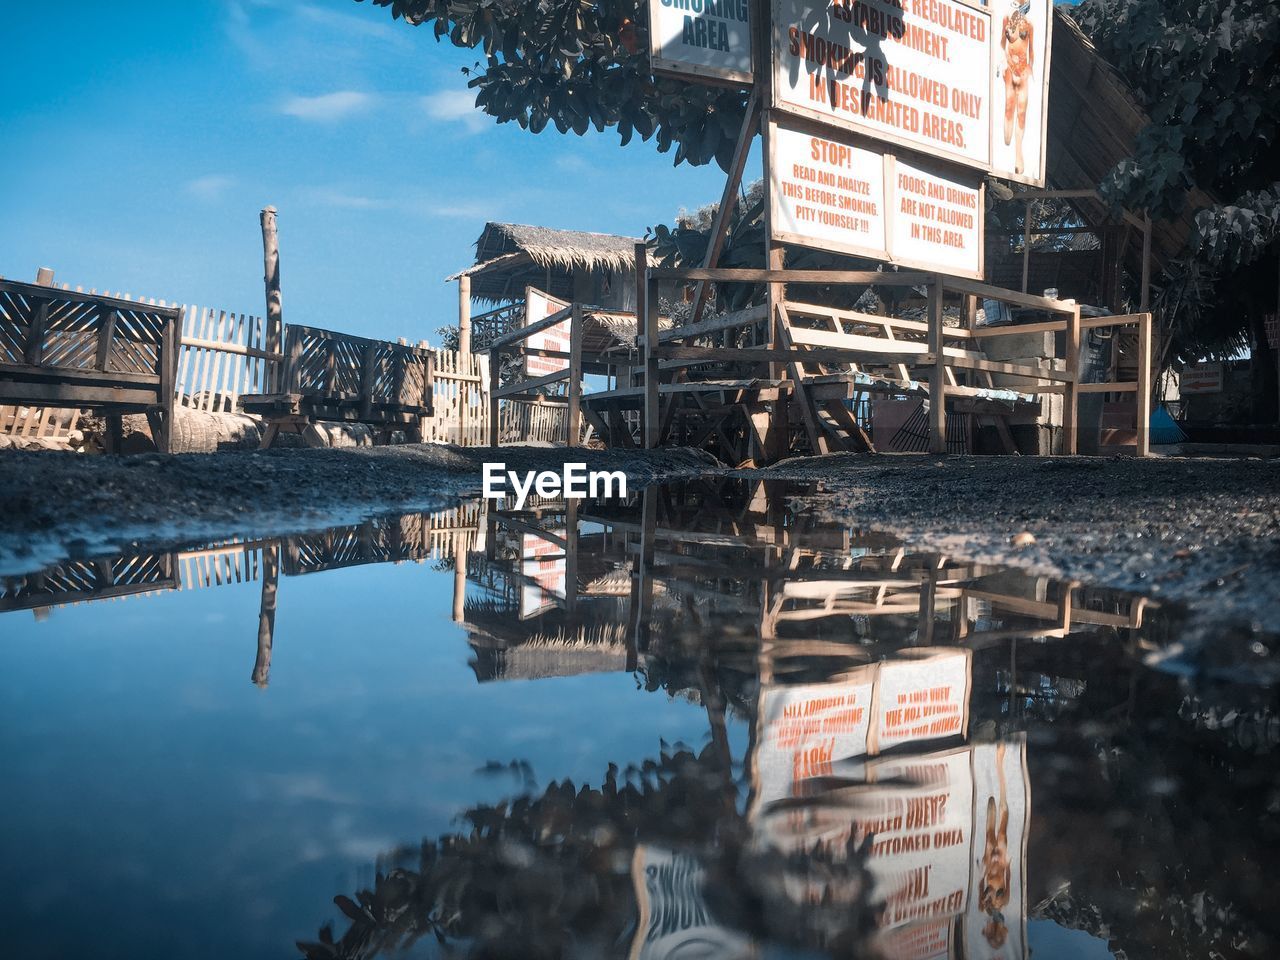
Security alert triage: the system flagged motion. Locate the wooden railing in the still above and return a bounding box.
[238,325,433,447]
[470,302,524,351]
[0,279,179,451]
[635,266,1152,458]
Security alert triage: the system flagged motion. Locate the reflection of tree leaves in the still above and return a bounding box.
[301,741,878,959]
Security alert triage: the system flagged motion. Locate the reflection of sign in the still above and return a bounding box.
[772,0,992,172]
[524,286,570,379]
[754,665,877,810]
[768,119,983,278]
[866,748,973,950]
[1180,362,1223,396]
[874,649,972,754]
[770,0,1052,186]
[963,740,1030,960]
[519,531,565,619]
[629,845,752,960]
[749,734,1031,960]
[647,0,754,85]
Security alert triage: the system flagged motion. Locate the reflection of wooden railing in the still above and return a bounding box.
[0,553,179,613]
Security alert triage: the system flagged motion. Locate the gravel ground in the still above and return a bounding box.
[0,444,716,574]
[1,446,1277,633]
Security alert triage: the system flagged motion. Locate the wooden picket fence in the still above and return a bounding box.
[177,306,281,413]
[498,398,592,445]
[0,404,81,440]
[422,348,489,446]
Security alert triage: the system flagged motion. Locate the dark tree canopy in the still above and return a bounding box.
[1074,0,1279,271]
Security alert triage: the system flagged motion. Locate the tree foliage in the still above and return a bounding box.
[354,0,750,169]
[1074,0,1279,270]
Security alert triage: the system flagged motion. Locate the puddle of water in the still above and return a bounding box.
[1,479,1276,960]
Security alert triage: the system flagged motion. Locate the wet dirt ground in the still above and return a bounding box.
[0,446,1276,630]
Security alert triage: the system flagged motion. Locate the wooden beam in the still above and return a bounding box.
[689,87,761,327]
[493,368,570,398]
[650,267,935,285]
[95,306,117,371]
[944,354,1075,383]
[1077,381,1138,393]
[24,297,50,366]
[480,304,573,353]
[656,303,768,344]
[969,319,1068,338]
[775,303,827,455]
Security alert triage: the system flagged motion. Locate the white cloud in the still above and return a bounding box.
[421,90,486,134]
[186,174,236,201]
[280,90,374,121]
[555,154,589,173]
[303,187,387,210]
[429,200,498,219]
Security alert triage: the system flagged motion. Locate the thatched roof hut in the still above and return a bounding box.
[448,222,653,305]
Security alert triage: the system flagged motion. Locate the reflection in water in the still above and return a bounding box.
[2,482,1276,959]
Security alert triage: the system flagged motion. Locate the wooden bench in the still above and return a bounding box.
[239,324,433,448]
[0,279,179,452]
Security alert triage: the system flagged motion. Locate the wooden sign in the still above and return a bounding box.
[648,0,754,86]
[770,0,1052,186]
[524,286,571,378]
[1180,361,1224,395]
[768,117,984,278]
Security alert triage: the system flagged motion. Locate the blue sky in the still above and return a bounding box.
[0,1,732,344]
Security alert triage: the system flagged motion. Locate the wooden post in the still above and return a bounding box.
[488,346,502,447]
[260,207,284,392]
[452,541,467,623]
[564,499,579,615]
[457,275,472,357]
[638,242,661,448]
[1136,311,1152,457]
[24,297,50,366]
[253,543,280,688]
[1022,199,1032,294]
[1063,303,1081,455]
[928,276,947,454]
[567,303,583,447]
[35,267,54,286]
[458,276,471,442]
[1140,213,1152,311]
